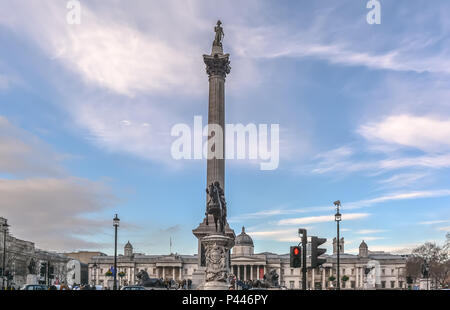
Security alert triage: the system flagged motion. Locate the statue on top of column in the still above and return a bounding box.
[205,181,227,233]
[213,20,225,47]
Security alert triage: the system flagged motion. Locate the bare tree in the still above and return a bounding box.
[409,237,450,288]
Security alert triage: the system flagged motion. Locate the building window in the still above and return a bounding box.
[290,269,294,275]
[391,269,395,275]
[289,281,294,289]
[399,281,403,288]
[351,281,355,289]
[381,281,386,288]
[391,281,395,288]
[382,269,385,275]
[342,281,346,288]
[185,269,188,275]
[351,268,354,275]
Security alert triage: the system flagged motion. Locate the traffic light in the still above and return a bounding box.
[310,236,327,268]
[290,246,302,268]
[39,262,47,277]
[48,266,55,279]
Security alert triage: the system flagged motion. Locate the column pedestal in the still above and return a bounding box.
[201,234,234,290]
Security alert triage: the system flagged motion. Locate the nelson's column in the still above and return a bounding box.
[192,21,236,289]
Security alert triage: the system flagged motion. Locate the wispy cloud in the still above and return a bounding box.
[358,115,450,153]
[419,220,450,225]
[356,229,387,234]
[277,213,370,226]
[232,189,450,223]
[312,114,450,178]
[0,116,118,251]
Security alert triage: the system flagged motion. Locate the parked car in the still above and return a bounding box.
[21,284,48,290]
[120,286,146,290]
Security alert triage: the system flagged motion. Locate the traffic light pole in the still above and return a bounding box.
[299,229,307,290]
[2,222,7,290]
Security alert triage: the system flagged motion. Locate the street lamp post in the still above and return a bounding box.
[334,201,342,291]
[2,220,9,290]
[113,214,120,290]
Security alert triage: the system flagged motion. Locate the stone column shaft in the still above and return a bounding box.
[322,268,326,289]
[206,74,226,191]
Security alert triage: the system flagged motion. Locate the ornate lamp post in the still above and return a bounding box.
[334,201,342,291]
[2,220,9,290]
[113,214,120,290]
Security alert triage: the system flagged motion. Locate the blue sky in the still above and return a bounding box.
[0,0,449,255]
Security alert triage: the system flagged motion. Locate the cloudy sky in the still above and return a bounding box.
[0,0,449,255]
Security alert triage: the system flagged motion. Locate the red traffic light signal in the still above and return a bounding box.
[290,246,302,268]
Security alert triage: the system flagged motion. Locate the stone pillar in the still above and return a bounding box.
[322,268,326,290]
[204,50,230,192]
[244,265,247,281]
[396,268,399,288]
[162,267,165,279]
[356,267,359,288]
[312,268,315,290]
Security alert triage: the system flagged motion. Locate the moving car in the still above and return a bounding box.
[120,286,146,290]
[21,284,48,290]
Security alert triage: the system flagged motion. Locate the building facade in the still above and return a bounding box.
[0,217,71,288]
[88,227,408,290]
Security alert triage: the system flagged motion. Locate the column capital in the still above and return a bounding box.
[203,53,231,79]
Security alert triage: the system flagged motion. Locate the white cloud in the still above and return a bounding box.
[359,115,450,153]
[233,17,450,75]
[437,226,450,232]
[312,115,450,176]
[358,236,387,241]
[0,177,117,251]
[0,1,207,97]
[419,220,450,225]
[378,173,428,188]
[277,213,370,226]
[0,116,118,251]
[249,227,312,243]
[356,229,386,234]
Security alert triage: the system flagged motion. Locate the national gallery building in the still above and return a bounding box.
[88,227,408,290]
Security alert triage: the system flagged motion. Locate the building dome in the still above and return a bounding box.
[235,227,254,246]
[124,241,133,256]
[359,240,368,258]
[359,240,368,248]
